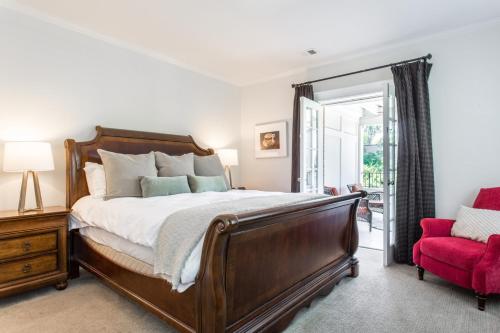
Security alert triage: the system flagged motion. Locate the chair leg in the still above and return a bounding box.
[476,293,487,311]
[417,266,424,280]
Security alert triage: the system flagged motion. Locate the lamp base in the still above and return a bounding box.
[18,171,44,213]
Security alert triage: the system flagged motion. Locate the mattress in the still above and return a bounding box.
[79,226,154,265]
[75,224,200,292]
[81,234,156,278]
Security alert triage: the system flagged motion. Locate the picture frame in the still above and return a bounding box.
[255,121,287,158]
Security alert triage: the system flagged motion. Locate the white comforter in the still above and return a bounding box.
[71,190,282,291]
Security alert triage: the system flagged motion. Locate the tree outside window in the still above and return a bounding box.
[362,125,383,188]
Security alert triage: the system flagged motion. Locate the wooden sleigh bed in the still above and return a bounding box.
[66,126,364,333]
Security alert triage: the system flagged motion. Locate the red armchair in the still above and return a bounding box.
[413,187,500,311]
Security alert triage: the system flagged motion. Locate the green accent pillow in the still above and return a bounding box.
[140,176,191,198]
[187,175,228,193]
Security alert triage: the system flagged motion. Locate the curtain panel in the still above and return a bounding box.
[291,84,314,192]
[392,61,435,264]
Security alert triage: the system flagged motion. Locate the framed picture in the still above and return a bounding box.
[255,121,287,158]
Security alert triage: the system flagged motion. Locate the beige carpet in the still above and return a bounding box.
[1,248,498,332]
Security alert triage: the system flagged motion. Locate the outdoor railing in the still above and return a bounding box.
[362,172,383,188]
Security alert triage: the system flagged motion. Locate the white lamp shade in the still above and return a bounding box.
[3,142,55,172]
[217,149,239,166]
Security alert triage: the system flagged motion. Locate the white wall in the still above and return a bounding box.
[2,6,499,218]
[241,20,500,218]
[0,8,241,210]
[240,72,306,192]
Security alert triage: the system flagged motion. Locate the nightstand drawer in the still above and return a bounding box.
[0,232,57,260]
[0,254,58,284]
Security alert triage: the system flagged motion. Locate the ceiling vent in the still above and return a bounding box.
[305,49,317,55]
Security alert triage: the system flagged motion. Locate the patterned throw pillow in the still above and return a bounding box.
[451,205,500,243]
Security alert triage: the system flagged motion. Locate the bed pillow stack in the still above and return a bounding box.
[154,152,229,194]
[193,155,231,189]
[89,149,230,200]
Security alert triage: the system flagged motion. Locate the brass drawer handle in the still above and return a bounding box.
[22,241,32,252]
[22,263,32,273]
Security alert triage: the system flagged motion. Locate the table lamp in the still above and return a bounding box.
[3,142,55,213]
[217,149,238,189]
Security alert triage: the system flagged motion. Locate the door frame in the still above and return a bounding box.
[315,80,395,264]
[299,97,324,193]
[382,82,396,266]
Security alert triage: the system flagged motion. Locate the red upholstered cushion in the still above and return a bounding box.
[473,187,500,211]
[420,254,473,289]
[420,237,486,271]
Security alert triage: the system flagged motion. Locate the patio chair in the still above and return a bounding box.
[367,191,384,214]
[347,184,373,232]
[323,186,339,196]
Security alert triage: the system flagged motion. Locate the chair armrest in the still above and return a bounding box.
[473,235,500,294]
[483,235,500,261]
[420,218,455,238]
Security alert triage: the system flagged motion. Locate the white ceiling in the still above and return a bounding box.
[4,0,500,85]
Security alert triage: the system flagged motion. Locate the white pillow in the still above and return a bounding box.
[83,162,106,199]
[451,205,500,243]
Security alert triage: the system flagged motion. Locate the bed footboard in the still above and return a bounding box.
[196,192,363,333]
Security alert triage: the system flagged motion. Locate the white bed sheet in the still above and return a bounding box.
[70,190,282,291]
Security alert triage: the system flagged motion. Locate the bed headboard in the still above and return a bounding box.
[65,126,214,208]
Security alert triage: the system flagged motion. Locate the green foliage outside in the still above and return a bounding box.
[363,125,383,145]
[364,151,383,174]
[363,125,383,177]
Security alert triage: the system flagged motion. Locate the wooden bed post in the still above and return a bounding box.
[65,138,81,280]
[348,192,362,277]
[196,217,234,332]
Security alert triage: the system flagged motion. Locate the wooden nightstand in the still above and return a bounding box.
[0,206,69,298]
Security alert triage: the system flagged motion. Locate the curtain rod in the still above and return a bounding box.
[291,53,432,88]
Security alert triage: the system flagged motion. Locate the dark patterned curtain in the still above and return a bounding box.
[291,84,314,192]
[392,61,435,264]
